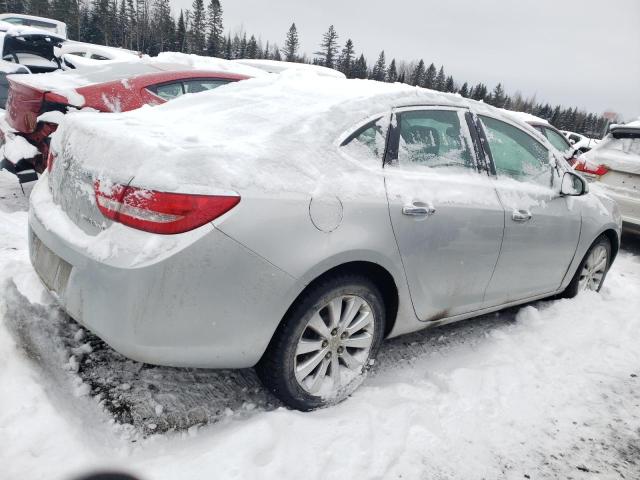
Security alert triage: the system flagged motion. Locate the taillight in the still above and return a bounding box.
[47,150,56,172]
[94,181,240,234]
[574,160,608,177]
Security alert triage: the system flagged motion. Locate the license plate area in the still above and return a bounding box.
[30,230,72,296]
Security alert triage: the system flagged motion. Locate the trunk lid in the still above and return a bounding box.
[48,132,132,236]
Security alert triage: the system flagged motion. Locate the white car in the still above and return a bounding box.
[0,13,66,38]
[55,42,141,69]
[575,121,640,234]
[561,130,600,154]
[0,21,65,73]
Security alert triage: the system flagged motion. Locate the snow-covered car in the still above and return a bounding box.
[0,13,66,38]
[561,130,600,154]
[574,121,640,234]
[0,21,65,73]
[28,75,621,411]
[500,109,578,164]
[0,59,29,109]
[0,60,251,181]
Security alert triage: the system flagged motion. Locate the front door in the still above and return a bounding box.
[384,107,504,321]
[477,114,581,305]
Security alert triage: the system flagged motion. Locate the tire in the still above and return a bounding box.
[561,235,612,299]
[256,273,386,411]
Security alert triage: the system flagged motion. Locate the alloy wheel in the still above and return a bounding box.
[578,244,608,291]
[294,295,375,397]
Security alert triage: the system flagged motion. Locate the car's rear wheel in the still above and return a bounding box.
[561,235,611,298]
[256,274,385,411]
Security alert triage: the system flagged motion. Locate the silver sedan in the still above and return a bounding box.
[29,83,622,410]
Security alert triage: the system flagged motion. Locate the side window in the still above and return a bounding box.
[90,54,109,60]
[543,127,572,152]
[183,79,230,94]
[340,119,386,163]
[480,115,550,183]
[149,82,184,101]
[396,109,473,169]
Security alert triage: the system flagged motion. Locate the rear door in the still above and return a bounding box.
[476,114,581,304]
[384,106,504,321]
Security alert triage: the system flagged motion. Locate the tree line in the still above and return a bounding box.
[3,0,609,137]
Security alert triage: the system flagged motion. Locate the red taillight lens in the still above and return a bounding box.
[574,160,609,176]
[46,150,56,172]
[94,181,240,234]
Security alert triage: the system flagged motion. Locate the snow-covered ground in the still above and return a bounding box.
[1,169,639,480]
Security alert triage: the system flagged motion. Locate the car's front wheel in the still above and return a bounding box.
[256,274,386,411]
[562,235,612,298]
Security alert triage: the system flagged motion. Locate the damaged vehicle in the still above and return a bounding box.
[0,60,253,182]
[28,75,622,410]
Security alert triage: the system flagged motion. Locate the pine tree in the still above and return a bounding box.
[489,83,506,107]
[459,82,469,98]
[352,53,368,79]
[206,0,223,57]
[223,33,232,59]
[246,34,258,58]
[444,75,455,93]
[283,22,299,62]
[29,0,50,16]
[434,66,446,91]
[471,83,488,101]
[422,62,436,89]
[337,38,355,77]
[409,59,425,86]
[371,50,386,81]
[189,0,206,53]
[386,58,397,83]
[238,32,247,58]
[175,10,186,51]
[316,25,339,68]
[272,46,282,61]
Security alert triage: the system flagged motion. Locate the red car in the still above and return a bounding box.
[1,62,248,182]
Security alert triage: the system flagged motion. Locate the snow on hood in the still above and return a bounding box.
[50,72,555,198]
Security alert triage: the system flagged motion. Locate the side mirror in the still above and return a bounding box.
[561,171,588,196]
[569,139,576,145]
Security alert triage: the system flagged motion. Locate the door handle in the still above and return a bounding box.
[512,209,532,222]
[402,203,436,217]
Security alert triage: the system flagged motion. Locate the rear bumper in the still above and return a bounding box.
[28,182,298,368]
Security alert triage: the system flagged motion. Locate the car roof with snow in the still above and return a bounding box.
[498,108,550,126]
[52,72,555,195]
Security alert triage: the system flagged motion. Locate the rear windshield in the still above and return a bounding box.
[65,62,160,84]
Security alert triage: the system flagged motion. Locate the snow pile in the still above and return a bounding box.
[0,134,38,163]
[234,58,346,78]
[153,52,268,77]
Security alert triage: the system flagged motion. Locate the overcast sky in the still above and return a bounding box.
[170,0,640,120]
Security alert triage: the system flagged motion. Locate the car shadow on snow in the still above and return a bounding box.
[2,279,527,437]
